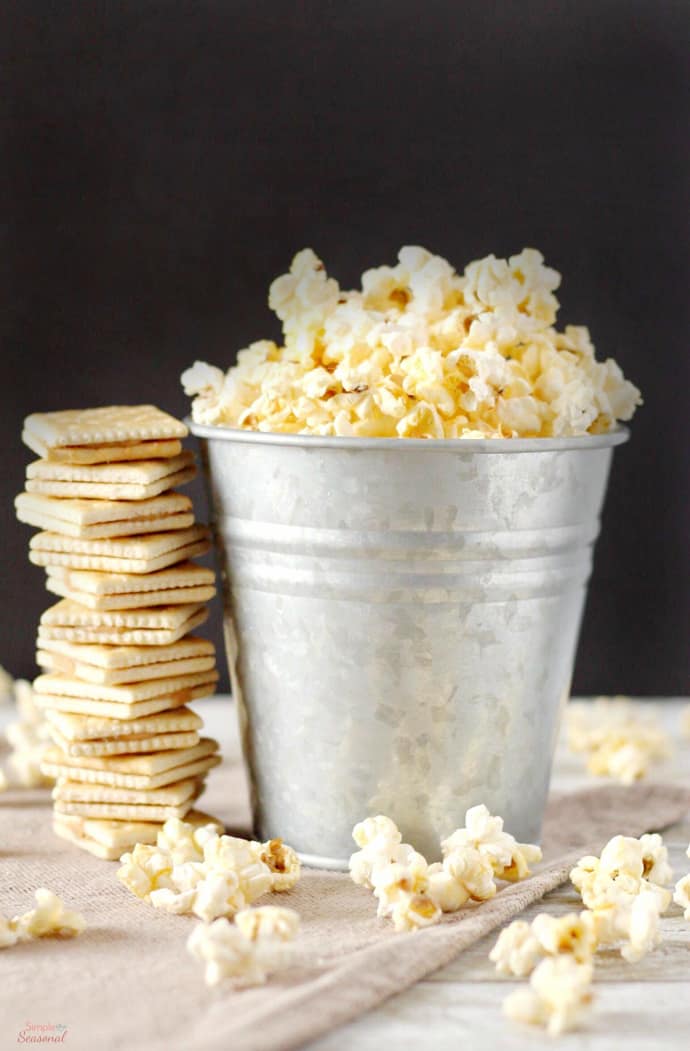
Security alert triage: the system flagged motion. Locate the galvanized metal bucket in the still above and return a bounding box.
[190,423,628,867]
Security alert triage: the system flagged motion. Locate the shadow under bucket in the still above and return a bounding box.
[190,423,628,867]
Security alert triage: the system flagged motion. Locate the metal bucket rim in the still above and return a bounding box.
[187,419,629,453]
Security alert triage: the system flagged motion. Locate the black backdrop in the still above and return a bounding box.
[3,1,689,694]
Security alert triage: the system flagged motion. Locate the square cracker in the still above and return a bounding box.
[25,464,196,501]
[27,450,194,486]
[44,737,218,774]
[36,634,214,670]
[54,799,195,822]
[24,405,188,450]
[45,561,215,597]
[41,752,221,790]
[31,525,208,559]
[31,540,211,575]
[53,818,125,860]
[34,669,219,704]
[53,776,201,805]
[37,606,208,644]
[48,729,200,757]
[36,649,216,685]
[44,706,202,741]
[53,807,222,853]
[34,681,215,720]
[40,598,206,631]
[44,579,215,611]
[15,491,193,537]
[22,429,182,465]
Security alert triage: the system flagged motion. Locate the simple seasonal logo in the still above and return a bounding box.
[16,1023,69,1044]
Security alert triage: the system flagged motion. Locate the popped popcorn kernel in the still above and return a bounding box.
[441,804,542,882]
[187,907,299,987]
[503,956,594,1036]
[117,844,175,900]
[490,911,596,978]
[183,247,640,439]
[566,698,670,785]
[13,889,85,941]
[235,906,300,943]
[389,892,441,933]
[0,890,85,950]
[258,838,301,892]
[489,920,543,977]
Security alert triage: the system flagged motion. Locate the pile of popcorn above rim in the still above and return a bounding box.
[182,246,641,439]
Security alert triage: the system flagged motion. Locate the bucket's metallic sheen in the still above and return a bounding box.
[190,423,628,867]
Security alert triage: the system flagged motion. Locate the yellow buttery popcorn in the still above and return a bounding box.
[566,698,670,785]
[490,911,597,977]
[441,804,542,882]
[570,834,671,961]
[183,246,640,439]
[503,956,594,1036]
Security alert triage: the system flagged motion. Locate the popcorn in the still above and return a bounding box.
[118,818,299,921]
[570,834,671,961]
[0,890,85,948]
[441,804,542,882]
[349,815,419,889]
[14,889,86,940]
[187,907,300,987]
[258,838,301,892]
[566,698,670,785]
[673,873,690,919]
[489,920,543,977]
[350,807,538,932]
[490,912,597,977]
[503,956,594,1036]
[183,247,641,439]
[235,906,300,943]
[2,677,53,788]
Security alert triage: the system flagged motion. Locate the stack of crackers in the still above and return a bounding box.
[15,406,223,859]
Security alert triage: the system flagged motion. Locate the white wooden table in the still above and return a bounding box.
[202,696,690,1050]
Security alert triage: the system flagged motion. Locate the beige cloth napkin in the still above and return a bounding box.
[1,761,688,1051]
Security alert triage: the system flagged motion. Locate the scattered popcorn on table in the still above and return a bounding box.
[3,678,53,788]
[570,834,671,961]
[503,956,594,1036]
[118,818,300,921]
[0,889,85,949]
[187,907,300,987]
[441,804,542,883]
[566,697,670,785]
[183,247,640,439]
[490,911,597,978]
[349,807,540,932]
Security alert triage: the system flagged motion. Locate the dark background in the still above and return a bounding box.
[3,1,689,694]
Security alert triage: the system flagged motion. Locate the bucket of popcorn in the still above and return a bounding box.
[184,246,640,867]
